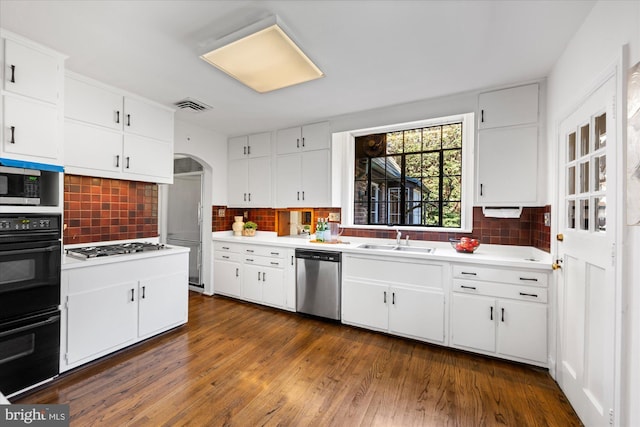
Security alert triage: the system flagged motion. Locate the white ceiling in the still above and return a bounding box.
[0,0,595,137]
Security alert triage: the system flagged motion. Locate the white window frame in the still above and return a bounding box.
[333,113,475,232]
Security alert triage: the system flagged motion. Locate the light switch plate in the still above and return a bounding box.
[544,212,551,227]
[328,212,341,222]
[218,209,226,217]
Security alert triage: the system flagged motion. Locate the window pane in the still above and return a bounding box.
[595,113,606,149]
[567,200,576,229]
[595,155,606,191]
[579,199,589,230]
[405,202,422,225]
[568,132,576,161]
[354,180,368,203]
[442,123,462,149]
[386,156,402,179]
[355,158,368,180]
[568,166,576,195]
[422,177,439,201]
[353,202,368,225]
[443,150,461,175]
[424,202,440,226]
[423,126,441,151]
[595,197,606,232]
[404,129,421,153]
[443,176,461,200]
[386,132,403,155]
[422,152,440,177]
[442,202,461,228]
[579,161,589,193]
[370,203,384,224]
[405,154,422,179]
[580,124,590,156]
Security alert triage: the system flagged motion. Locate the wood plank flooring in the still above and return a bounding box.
[15,293,582,426]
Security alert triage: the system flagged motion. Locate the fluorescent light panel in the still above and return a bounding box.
[200,17,324,93]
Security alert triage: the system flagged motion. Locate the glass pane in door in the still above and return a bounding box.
[568,200,576,229]
[594,197,606,232]
[568,166,576,195]
[579,199,589,230]
[580,161,590,193]
[580,124,590,156]
[595,113,606,149]
[595,155,606,191]
[568,132,577,161]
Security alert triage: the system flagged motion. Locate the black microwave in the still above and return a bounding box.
[0,166,41,205]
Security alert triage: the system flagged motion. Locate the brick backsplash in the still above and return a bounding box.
[212,205,551,252]
[64,175,158,245]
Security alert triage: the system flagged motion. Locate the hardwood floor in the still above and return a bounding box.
[15,293,582,426]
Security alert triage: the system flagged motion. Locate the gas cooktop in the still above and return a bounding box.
[66,242,169,260]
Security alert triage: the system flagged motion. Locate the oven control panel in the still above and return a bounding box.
[0,216,59,231]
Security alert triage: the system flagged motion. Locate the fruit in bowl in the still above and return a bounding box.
[450,237,480,253]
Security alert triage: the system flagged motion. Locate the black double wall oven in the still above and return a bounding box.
[0,213,61,397]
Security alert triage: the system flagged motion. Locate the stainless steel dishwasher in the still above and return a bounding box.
[295,249,341,320]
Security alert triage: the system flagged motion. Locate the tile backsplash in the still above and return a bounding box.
[211,205,551,252]
[64,175,158,245]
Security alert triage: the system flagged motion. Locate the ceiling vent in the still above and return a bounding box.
[173,97,212,112]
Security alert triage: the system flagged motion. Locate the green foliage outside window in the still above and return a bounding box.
[354,122,463,228]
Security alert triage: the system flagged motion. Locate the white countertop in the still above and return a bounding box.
[212,231,552,271]
[62,239,191,270]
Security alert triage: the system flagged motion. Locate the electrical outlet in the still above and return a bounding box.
[328,212,341,222]
[217,209,226,217]
[544,212,551,227]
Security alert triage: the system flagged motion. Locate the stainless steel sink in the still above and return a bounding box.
[358,244,434,254]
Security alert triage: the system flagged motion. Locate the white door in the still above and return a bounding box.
[556,76,617,426]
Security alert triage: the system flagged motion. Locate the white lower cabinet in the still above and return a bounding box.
[61,252,189,372]
[342,254,447,344]
[213,242,295,311]
[450,263,548,366]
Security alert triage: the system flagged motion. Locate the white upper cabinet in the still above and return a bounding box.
[276,121,330,154]
[478,83,538,129]
[1,30,65,165]
[3,37,60,104]
[228,132,271,160]
[63,72,175,183]
[227,151,272,207]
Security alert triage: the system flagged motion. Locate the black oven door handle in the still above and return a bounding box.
[0,314,60,339]
[1,245,60,256]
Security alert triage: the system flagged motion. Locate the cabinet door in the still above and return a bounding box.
[4,38,59,104]
[3,95,59,161]
[247,156,272,207]
[138,272,188,338]
[123,97,173,142]
[301,150,330,206]
[247,132,271,157]
[228,136,248,160]
[389,286,445,343]
[242,264,264,303]
[301,122,330,151]
[342,279,388,332]
[261,266,284,308]
[66,283,138,364]
[65,120,123,172]
[65,76,122,130]
[478,84,538,129]
[451,293,495,353]
[283,249,296,311]
[276,126,302,155]
[476,126,537,204]
[228,158,249,207]
[496,299,547,363]
[213,259,241,297]
[123,134,173,182]
[275,153,301,207]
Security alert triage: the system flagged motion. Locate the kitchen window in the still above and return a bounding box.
[336,113,474,231]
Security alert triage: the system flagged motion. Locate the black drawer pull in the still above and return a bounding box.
[222,255,230,259]
[9,126,15,144]
[126,113,131,126]
[270,262,280,266]
[501,307,505,322]
[130,289,135,302]
[460,285,477,290]
[246,258,254,262]
[115,110,120,124]
[246,249,254,253]
[270,252,280,255]
[519,292,538,298]
[490,306,493,320]
[115,154,120,167]
[519,277,538,282]
[222,246,230,250]
[461,272,477,276]
[9,64,16,83]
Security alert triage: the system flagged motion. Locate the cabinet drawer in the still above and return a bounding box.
[243,246,285,258]
[214,242,242,253]
[243,255,285,268]
[215,251,242,263]
[453,280,547,303]
[453,264,547,287]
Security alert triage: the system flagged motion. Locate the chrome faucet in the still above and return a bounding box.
[396,229,402,245]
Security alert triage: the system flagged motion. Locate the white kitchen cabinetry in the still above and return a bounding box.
[342,254,447,345]
[450,263,548,366]
[213,241,295,312]
[63,72,174,184]
[61,251,189,372]
[1,30,65,165]
[476,83,540,206]
[227,132,272,207]
[275,122,331,208]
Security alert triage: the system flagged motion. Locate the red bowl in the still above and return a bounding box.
[450,238,480,253]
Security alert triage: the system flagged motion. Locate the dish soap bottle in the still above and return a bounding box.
[316,218,325,242]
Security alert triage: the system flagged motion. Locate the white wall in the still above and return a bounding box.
[546,1,640,425]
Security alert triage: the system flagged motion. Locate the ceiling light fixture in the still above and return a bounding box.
[200,16,324,93]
